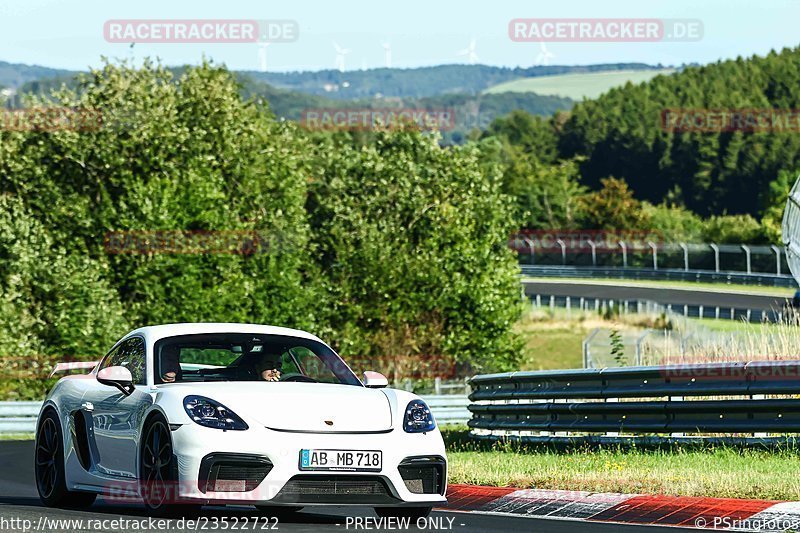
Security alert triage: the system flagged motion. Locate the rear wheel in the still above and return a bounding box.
[140,416,200,517]
[35,409,97,508]
[375,506,432,519]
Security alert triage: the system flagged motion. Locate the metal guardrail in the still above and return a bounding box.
[467,362,800,442]
[520,265,798,288]
[0,401,41,433]
[424,395,471,425]
[529,292,781,323]
[0,395,471,435]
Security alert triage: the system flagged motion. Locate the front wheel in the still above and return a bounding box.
[139,416,200,517]
[375,506,432,519]
[35,409,97,508]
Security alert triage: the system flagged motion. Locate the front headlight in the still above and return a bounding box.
[183,395,248,431]
[403,400,436,433]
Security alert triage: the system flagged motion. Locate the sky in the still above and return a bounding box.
[0,0,797,73]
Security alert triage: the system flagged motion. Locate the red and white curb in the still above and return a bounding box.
[440,485,800,531]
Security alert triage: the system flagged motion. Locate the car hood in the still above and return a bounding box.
[163,382,393,432]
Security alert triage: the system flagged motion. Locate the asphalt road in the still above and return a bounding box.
[523,280,789,311]
[0,441,693,533]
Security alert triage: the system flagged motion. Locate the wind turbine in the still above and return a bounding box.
[257,42,270,72]
[382,42,392,68]
[536,41,555,66]
[333,41,351,72]
[457,38,479,65]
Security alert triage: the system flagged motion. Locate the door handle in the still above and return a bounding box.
[81,402,94,412]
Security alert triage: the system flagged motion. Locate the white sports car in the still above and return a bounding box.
[35,323,447,518]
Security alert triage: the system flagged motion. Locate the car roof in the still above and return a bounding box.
[124,323,324,344]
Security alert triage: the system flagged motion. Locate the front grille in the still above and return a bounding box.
[199,453,272,493]
[273,475,399,504]
[398,456,446,495]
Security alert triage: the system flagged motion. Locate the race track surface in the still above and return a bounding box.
[523,280,788,311]
[0,441,694,532]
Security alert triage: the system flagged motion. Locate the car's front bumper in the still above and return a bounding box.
[169,423,448,507]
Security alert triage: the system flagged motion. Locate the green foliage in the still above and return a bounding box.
[0,60,524,398]
[701,214,766,243]
[557,48,800,218]
[580,177,650,231]
[308,131,523,374]
[609,329,625,366]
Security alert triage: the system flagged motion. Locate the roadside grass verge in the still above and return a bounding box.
[515,307,659,370]
[0,433,33,441]
[442,427,800,500]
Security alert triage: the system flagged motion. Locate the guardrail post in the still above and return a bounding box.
[680,243,689,271]
[557,239,566,266]
[710,243,720,273]
[550,295,555,312]
[588,240,597,266]
[434,377,441,395]
[524,237,536,265]
[566,296,571,318]
[771,244,782,275]
[618,241,628,268]
[648,241,658,270]
[699,305,704,319]
[741,245,752,274]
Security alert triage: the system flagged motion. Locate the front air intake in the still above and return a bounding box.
[198,453,272,493]
[398,456,446,495]
[273,475,399,504]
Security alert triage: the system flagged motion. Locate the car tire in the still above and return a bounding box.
[139,415,200,517]
[375,506,432,519]
[35,409,97,508]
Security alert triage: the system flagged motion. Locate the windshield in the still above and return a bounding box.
[153,333,361,386]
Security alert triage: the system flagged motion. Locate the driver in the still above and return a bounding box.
[160,345,182,383]
[254,353,282,382]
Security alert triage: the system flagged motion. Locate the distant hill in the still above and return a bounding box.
[484,69,676,100]
[242,63,664,100]
[0,61,77,90]
[240,75,573,144]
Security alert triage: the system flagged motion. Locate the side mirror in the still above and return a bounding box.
[363,371,388,389]
[96,366,135,396]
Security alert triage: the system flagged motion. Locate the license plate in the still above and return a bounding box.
[299,449,382,472]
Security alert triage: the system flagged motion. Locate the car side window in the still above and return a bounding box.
[99,337,146,385]
[283,346,338,383]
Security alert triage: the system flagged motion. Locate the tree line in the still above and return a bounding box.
[478,47,800,244]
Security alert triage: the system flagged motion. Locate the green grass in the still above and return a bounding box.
[522,276,795,297]
[485,69,675,100]
[443,428,800,500]
[517,322,585,370]
[0,433,33,440]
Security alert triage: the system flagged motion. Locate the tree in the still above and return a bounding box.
[308,130,523,374]
[580,177,650,230]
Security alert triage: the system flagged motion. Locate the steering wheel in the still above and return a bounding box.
[280,373,317,383]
